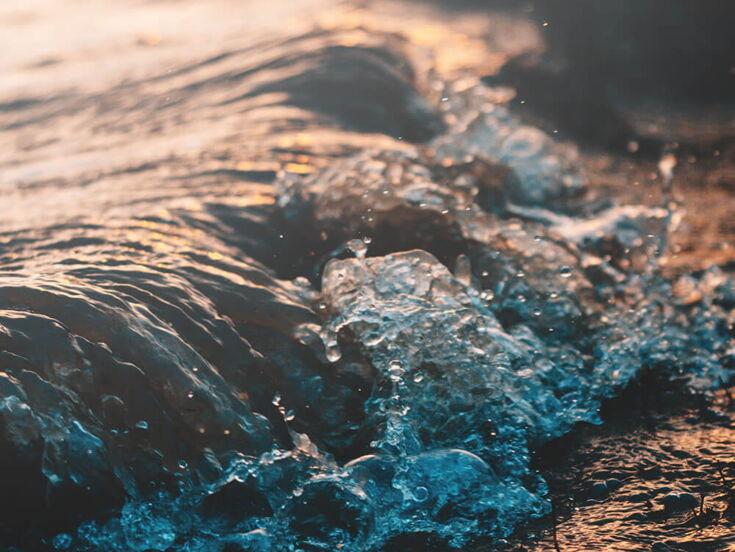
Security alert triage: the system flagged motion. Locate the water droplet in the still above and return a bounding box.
[559,265,573,278]
[480,290,495,302]
[325,342,342,362]
[454,254,471,285]
[272,393,281,406]
[135,420,148,430]
[388,360,405,382]
[346,238,367,259]
[52,533,72,550]
[414,486,429,501]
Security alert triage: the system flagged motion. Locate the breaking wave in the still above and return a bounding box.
[0,17,732,552]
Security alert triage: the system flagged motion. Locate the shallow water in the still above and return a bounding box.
[1,1,733,550]
[509,389,735,552]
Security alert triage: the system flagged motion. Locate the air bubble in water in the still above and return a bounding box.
[414,486,429,501]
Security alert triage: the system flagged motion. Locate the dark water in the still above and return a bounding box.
[0,2,733,551]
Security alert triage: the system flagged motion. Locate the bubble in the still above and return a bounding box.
[414,486,429,501]
[135,420,149,430]
[559,265,573,278]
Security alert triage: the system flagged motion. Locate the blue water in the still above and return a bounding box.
[0,18,733,552]
[43,83,733,552]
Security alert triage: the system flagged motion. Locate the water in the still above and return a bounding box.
[513,389,735,551]
[0,1,733,550]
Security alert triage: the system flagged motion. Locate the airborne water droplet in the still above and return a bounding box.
[52,533,72,550]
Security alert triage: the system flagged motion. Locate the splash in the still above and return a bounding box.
[55,80,733,552]
[0,13,732,552]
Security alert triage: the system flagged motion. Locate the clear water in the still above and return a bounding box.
[0,3,733,551]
